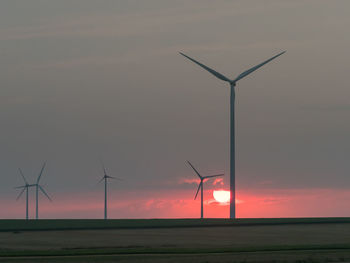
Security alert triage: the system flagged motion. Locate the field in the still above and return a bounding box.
[1,218,350,262]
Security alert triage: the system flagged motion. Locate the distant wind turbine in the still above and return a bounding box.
[180,51,285,219]
[14,168,35,220]
[33,162,52,219]
[187,161,224,219]
[98,161,122,220]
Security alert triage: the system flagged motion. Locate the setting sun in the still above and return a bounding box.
[213,190,230,203]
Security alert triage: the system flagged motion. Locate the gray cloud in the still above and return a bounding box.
[1,0,350,218]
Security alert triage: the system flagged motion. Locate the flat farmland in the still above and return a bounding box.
[1,218,350,262]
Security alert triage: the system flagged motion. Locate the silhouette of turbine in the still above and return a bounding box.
[98,161,122,220]
[33,162,52,219]
[187,161,224,219]
[14,168,35,220]
[180,51,285,219]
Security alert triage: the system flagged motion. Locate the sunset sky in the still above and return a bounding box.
[1,0,350,219]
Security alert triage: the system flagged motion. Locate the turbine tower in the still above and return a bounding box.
[98,162,122,220]
[33,162,52,219]
[15,168,34,220]
[187,161,224,219]
[180,51,285,219]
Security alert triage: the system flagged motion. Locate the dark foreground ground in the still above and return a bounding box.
[1,218,350,263]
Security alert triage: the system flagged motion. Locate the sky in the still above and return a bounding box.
[1,0,350,219]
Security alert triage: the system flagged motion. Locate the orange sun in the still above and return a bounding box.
[213,190,230,203]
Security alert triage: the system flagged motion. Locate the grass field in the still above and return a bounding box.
[1,217,350,232]
[1,218,350,262]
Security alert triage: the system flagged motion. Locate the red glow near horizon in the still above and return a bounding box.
[1,188,350,219]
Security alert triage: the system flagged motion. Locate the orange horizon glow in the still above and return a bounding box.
[1,188,350,219]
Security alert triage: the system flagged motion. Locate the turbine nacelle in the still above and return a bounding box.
[14,184,31,189]
[99,160,123,183]
[103,175,119,180]
[229,81,237,87]
[15,168,36,201]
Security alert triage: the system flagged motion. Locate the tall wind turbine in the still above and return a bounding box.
[180,51,285,219]
[15,168,34,220]
[187,161,224,219]
[98,162,122,220]
[33,162,52,219]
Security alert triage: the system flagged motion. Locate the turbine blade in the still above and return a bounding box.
[18,168,28,185]
[179,52,231,82]
[99,159,107,176]
[107,176,123,180]
[16,187,26,201]
[194,182,202,200]
[187,160,202,179]
[204,173,225,179]
[14,185,25,189]
[98,177,105,184]
[36,161,47,184]
[39,185,52,202]
[234,51,286,82]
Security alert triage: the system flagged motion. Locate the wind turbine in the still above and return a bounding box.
[98,161,122,220]
[180,51,285,219]
[33,162,52,219]
[14,168,35,220]
[187,161,224,219]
